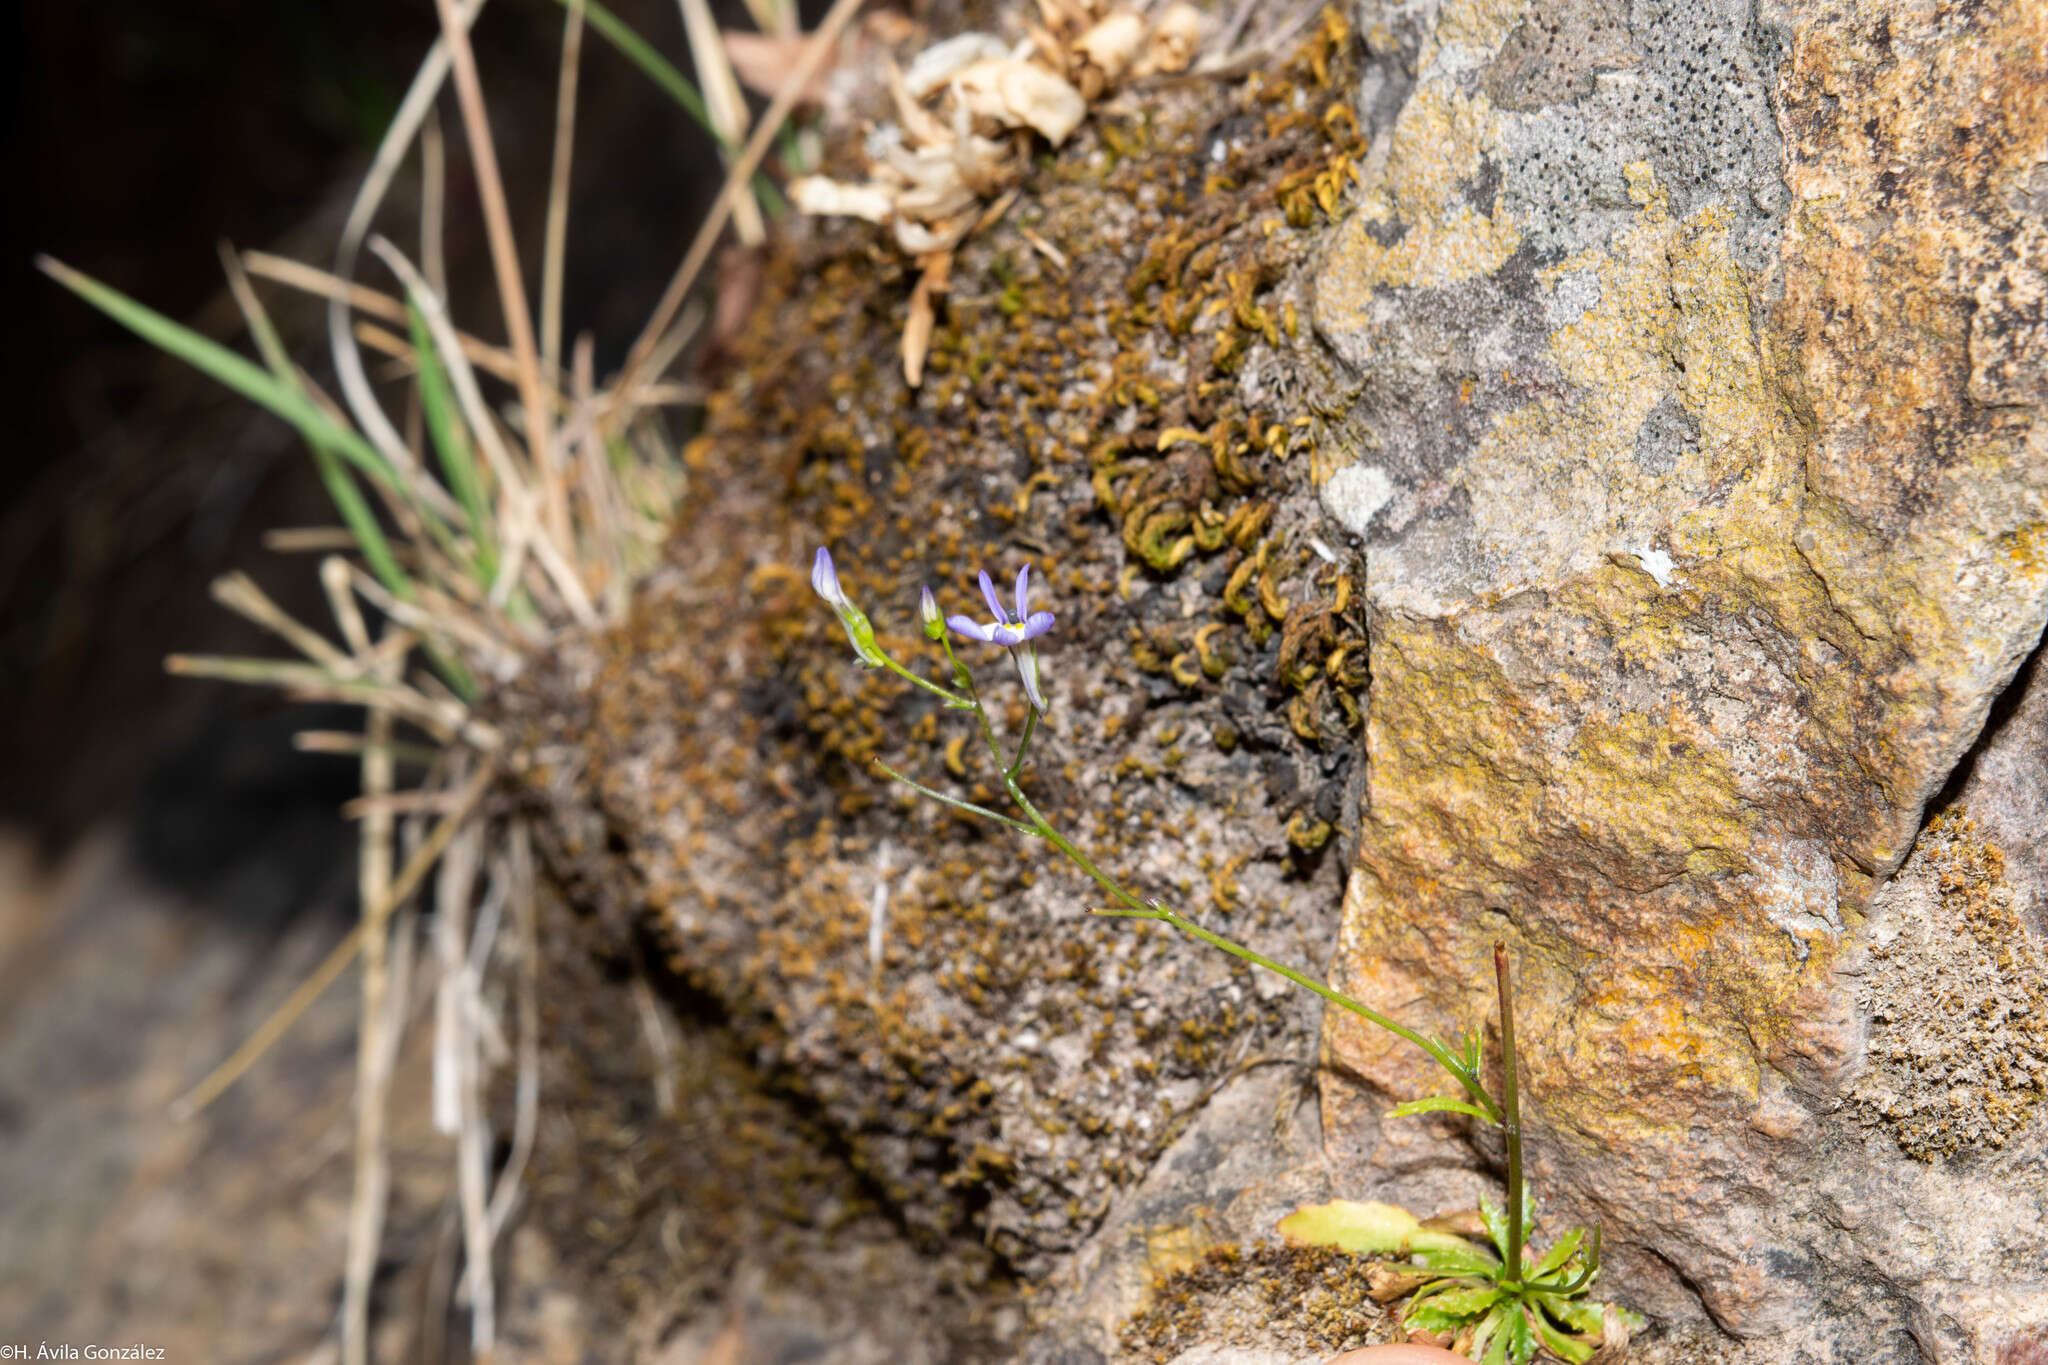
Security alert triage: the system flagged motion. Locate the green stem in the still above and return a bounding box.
[1157,906,1496,1120]
[1548,1227,1601,1295]
[939,642,1499,1125]
[1495,943,1526,1288]
[1006,706,1039,778]
[873,761,1041,836]
[877,651,973,708]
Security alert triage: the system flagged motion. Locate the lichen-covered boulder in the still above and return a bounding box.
[1309,0,2048,1355]
[505,0,2048,1359]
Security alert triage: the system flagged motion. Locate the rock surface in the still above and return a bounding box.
[502,0,2048,1360]
[1309,0,2048,1355]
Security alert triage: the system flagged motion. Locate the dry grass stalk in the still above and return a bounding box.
[242,251,531,387]
[341,638,400,1365]
[422,109,451,297]
[68,0,868,1348]
[428,0,567,557]
[167,761,499,1122]
[632,975,681,1116]
[487,821,542,1240]
[431,807,498,1353]
[210,571,355,673]
[541,0,586,383]
[610,0,871,421]
[677,0,767,245]
[329,0,487,487]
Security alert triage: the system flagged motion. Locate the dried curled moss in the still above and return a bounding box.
[506,6,1385,1285]
[1116,1241,1390,1363]
[1852,808,2048,1159]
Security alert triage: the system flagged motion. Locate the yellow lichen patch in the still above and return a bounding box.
[1553,711,1752,877]
[1313,84,1520,330]
[1357,614,1547,879]
[1431,0,1532,61]
[1142,1214,1223,1280]
[1454,164,1787,595]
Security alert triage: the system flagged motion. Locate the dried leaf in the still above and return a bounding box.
[893,212,974,255]
[722,30,837,103]
[1367,1261,1431,1303]
[1020,227,1069,271]
[1074,12,1145,85]
[902,31,1011,99]
[951,58,1087,144]
[790,175,894,222]
[886,63,954,146]
[1138,3,1204,76]
[1585,1305,1634,1365]
[901,252,950,387]
[1420,1208,1490,1240]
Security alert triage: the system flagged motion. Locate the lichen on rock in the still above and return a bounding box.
[1308,0,2048,1349]
[1850,809,2048,1159]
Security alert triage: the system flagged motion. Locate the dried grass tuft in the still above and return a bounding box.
[36,0,860,1356]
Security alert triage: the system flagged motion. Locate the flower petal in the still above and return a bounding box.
[1018,610,1055,642]
[1014,563,1032,622]
[947,615,998,643]
[811,547,844,606]
[1012,642,1049,714]
[978,570,1007,624]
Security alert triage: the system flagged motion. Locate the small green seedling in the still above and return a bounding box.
[1277,947,1643,1362]
[810,551,1640,1362]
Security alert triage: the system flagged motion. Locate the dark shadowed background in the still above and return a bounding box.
[0,6,749,1349]
[3,0,734,870]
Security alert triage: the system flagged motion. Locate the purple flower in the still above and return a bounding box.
[946,563,1054,714]
[947,565,1055,647]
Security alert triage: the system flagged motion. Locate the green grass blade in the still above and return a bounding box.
[558,0,711,126]
[406,299,496,579]
[547,0,783,212]
[38,256,403,498]
[44,252,416,601]
[305,444,413,599]
[215,258,418,605]
[41,256,480,702]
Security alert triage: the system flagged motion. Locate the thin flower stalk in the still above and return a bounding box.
[809,548,1639,1363]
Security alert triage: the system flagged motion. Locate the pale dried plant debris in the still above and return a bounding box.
[789,0,1205,382]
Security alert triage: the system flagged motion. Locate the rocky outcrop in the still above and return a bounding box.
[1311,0,2048,1355]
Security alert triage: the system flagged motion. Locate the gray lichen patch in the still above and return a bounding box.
[1487,0,1791,268]
[1851,809,2048,1159]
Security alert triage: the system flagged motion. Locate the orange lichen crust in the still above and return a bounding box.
[503,9,1375,1287]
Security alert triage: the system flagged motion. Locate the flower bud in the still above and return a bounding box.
[811,547,884,667]
[919,585,944,640]
[811,546,849,608]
